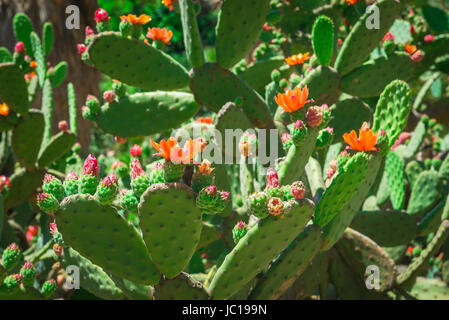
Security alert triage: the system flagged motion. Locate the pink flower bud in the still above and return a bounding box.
[306,106,324,127]
[290,181,305,200]
[326,168,335,179]
[155,161,163,169]
[382,32,395,42]
[281,133,292,143]
[101,173,118,187]
[65,171,78,181]
[22,261,33,269]
[220,191,230,201]
[266,168,280,189]
[130,144,142,157]
[236,221,247,230]
[411,50,424,62]
[58,121,69,132]
[205,185,217,196]
[424,34,434,43]
[130,159,145,179]
[83,154,99,176]
[49,223,58,235]
[77,43,87,55]
[95,8,110,23]
[44,174,57,184]
[85,26,94,38]
[14,41,25,54]
[103,90,115,103]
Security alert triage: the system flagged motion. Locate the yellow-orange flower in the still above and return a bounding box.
[274,86,311,113]
[150,137,203,164]
[285,52,310,66]
[0,103,10,116]
[198,159,214,175]
[343,122,378,152]
[120,14,151,25]
[162,0,174,11]
[404,43,417,55]
[146,27,173,44]
[30,61,37,68]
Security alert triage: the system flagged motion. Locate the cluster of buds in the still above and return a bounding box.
[196,185,230,214]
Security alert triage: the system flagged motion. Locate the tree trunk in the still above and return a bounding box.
[0,0,102,150]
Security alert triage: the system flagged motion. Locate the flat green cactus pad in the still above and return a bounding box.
[249,224,323,300]
[12,110,44,170]
[419,198,446,236]
[385,151,405,210]
[55,194,161,285]
[334,0,401,75]
[138,183,203,279]
[108,274,153,300]
[401,120,427,161]
[314,152,369,227]
[278,128,320,185]
[340,53,415,98]
[12,13,34,55]
[407,170,441,216]
[410,277,449,300]
[372,80,412,148]
[62,248,124,300]
[215,102,253,161]
[37,131,76,168]
[351,210,418,247]
[0,63,30,114]
[405,160,424,190]
[322,153,383,250]
[96,91,200,137]
[215,0,271,69]
[88,32,189,90]
[179,0,204,68]
[312,15,334,67]
[209,198,315,299]
[278,252,329,300]
[239,57,286,94]
[299,66,340,106]
[328,248,383,299]
[189,63,273,129]
[4,168,45,210]
[336,228,398,292]
[328,98,372,143]
[0,286,42,300]
[153,273,210,300]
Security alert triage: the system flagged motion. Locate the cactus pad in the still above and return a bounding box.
[215,0,271,69]
[37,131,76,168]
[0,63,30,114]
[153,272,210,300]
[55,194,161,285]
[372,80,412,148]
[312,15,334,67]
[4,168,45,210]
[385,151,405,210]
[209,198,315,299]
[96,91,199,137]
[190,63,273,128]
[249,224,323,299]
[350,210,418,247]
[407,170,441,216]
[138,183,203,279]
[88,32,189,90]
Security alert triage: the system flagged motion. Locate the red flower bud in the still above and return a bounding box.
[266,168,280,189]
[95,8,110,23]
[130,144,142,157]
[130,159,145,179]
[83,154,99,176]
[58,121,69,132]
[15,41,25,54]
[103,90,115,103]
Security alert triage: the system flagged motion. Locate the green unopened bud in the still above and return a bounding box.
[232,221,248,244]
[271,69,281,82]
[1,243,21,271]
[20,261,36,287]
[43,174,64,201]
[248,191,269,219]
[36,193,59,215]
[120,189,139,213]
[41,279,57,298]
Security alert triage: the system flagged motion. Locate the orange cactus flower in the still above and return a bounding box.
[30,61,37,68]
[146,27,173,44]
[198,159,214,175]
[0,103,10,116]
[162,0,174,11]
[120,14,151,25]
[150,137,203,164]
[195,117,213,124]
[404,43,417,55]
[345,0,361,4]
[285,52,310,66]
[274,86,312,113]
[343,122,378,152]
